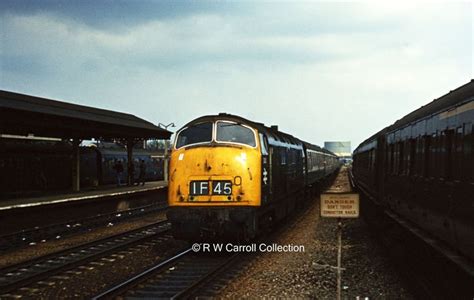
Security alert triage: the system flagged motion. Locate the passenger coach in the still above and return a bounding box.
[353,80,474,262]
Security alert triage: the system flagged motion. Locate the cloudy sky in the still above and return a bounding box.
[1,1,472,149]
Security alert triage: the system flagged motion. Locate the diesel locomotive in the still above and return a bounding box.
[352,80,474,262]
[167,113,340,240]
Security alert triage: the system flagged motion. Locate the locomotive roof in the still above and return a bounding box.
[354,79,474,153]
[182,113,299,143]
[182,113,334,155]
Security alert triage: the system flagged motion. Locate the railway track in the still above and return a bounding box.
[93,248,238,299]
[0,220,171,297]
[0,202,168,253]
[1,178,338,298]
[93,192,329,299]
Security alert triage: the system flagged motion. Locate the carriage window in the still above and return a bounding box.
[398,142,404,174]
[281,148,287,165]
[176,122,213,148]
[423,135,431,177]
[409,139,416,175]
[444,130,454,180]
[216,122,256,147]
[389,143,394,174]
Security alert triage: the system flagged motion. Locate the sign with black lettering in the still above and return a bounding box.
[320,193,359,218]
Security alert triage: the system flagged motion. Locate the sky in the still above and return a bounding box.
[1,1,473,149]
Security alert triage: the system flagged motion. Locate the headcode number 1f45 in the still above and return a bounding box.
[190,180,232,195]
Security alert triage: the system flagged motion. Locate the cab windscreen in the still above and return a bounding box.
[176,122,213,148]
[216,122,256,147]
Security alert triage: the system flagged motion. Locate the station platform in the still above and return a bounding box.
[0,181,167,211]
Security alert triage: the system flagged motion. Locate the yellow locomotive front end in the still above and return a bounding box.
[167,115,262,240]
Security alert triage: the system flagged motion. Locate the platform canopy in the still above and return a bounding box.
[0,90,172,140]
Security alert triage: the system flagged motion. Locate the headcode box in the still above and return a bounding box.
[320,193,359,218]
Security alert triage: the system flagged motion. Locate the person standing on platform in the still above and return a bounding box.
[128,160,135,186]
[113,159,124,186]
[137,159,147,186]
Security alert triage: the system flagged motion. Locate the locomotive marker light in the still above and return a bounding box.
[320,192,359,300]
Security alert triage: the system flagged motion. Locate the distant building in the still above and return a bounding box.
[324,141,352,162]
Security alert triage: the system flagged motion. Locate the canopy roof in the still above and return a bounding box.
[0,90,172,140]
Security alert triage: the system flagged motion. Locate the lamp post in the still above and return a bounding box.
[158,123,175,183]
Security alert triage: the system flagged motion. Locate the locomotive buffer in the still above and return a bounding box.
[320,192,360,300]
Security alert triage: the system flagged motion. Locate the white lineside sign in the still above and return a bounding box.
[320,193,359,218]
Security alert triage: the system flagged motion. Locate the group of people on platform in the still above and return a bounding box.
[112,159,147,186]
